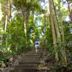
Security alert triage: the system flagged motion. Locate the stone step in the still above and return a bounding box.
[20,58,41,63]
[12,68,38,72]
[9,49,48,72]
[25,53,42,56]
[15,64,38,69]
[20,61,40,64]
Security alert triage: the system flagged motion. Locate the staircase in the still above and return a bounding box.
[1,48,54,72]
[9,48,49,72]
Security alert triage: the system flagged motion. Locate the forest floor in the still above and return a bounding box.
[0,48,72,72]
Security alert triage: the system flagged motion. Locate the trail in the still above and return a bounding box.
[1,48,55,72]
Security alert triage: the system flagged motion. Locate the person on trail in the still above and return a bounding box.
[35,40,40,53]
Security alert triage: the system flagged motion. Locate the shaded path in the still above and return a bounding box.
[10,48,48,72]
[1,48,55,72]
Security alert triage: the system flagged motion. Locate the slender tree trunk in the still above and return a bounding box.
[49,0,59,61]
[49,0,67,65]
[52,0,61,43]
[8,0,12,20]
[23,15,27,48]
[4,15,8,33]
[0,3,3,46]
[4,0,12,31]
[59,16,67,65]
[55,0,67,65]
[23,10,30,48]
[2,0,12,47]
[59,6,67,66]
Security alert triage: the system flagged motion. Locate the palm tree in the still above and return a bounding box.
[13,0,41,48]
[49,0,59,61]
[0,0,12,48]
[49,0,67,65]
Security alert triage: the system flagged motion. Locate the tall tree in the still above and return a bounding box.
[13,0,41,48]
[49,0,59,61]
[49,0,67,65]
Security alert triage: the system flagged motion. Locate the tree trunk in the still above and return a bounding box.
[67,1,72,21]
[49,0,67,65]
[2,0,12,47]
[23,10,30,48]
[49,0,59,61]
[3,0,12,31]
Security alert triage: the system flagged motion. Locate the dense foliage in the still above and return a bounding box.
[0,0,72,71]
